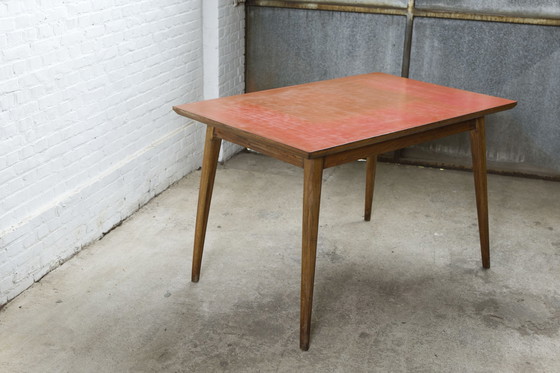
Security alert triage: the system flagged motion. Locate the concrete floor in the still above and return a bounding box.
[1,151,559,372]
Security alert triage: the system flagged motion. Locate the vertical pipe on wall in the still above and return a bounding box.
[393,0,415,162]
[400,0,415,78]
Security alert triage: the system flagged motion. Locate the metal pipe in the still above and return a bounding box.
[414,9,560,27]
[400,0,415,78]
[246,1,408,16]
[246,0,560,27]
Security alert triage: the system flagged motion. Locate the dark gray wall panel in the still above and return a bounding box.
[415,0,560,18]
[408,18,560,175]
[246,7,406,92]
[287,0,407,7]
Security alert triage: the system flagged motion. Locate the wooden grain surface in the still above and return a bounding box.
[173,73,516,157]
[179,73,514,351]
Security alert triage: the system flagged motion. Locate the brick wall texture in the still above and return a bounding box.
[218,0,245,159]
[0,0,244,306]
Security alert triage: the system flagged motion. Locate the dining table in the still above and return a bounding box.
[173,73,517,350]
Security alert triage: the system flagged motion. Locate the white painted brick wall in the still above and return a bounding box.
[0,0,245,306]
[203,0,245,160]
[218,1,245,97]
[218,0,245,159]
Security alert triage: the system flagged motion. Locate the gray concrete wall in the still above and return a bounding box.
[415,0,560,18]
[246,1,560,178]
[287,0,408,6]
[246,7,406,92]
[408,19,560,176]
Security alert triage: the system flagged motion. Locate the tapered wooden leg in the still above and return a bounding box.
[469,117,490,269]
[300,158,324,351]
[192,126,222,282]
[364,156,377,221]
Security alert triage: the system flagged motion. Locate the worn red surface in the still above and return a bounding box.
[174,73,516,154]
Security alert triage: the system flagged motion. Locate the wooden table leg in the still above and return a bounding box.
[469,117,490,269]
[364,156,377,221]
[192,126,222,282]
[300,158,324,351]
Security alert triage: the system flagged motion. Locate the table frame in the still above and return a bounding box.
[190,115,489,351]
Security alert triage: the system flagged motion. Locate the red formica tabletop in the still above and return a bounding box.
[173,72,518,351]
[173,73,516,157]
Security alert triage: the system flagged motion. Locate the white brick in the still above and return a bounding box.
[0,18,14,33]
[0,0,244,307]
[0,92,16,110]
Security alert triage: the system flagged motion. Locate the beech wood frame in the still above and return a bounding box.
[190,116,490,351]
